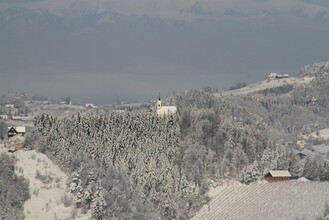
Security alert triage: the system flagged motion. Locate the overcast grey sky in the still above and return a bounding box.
[1,0,329,104]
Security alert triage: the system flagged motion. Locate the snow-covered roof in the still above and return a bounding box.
[8,126,26,133]
[16,127,26,133]
[268,170,291,177]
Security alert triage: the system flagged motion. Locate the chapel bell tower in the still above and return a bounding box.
[156,93,162,109]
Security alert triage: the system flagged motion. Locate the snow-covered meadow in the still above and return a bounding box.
[193,181,329,220]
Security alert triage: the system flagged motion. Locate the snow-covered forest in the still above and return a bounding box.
[30,112,204,219]
[24,62,329,219]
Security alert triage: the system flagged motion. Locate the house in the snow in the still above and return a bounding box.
[156,96,177,117]
[0,115,8,119]
[8,126,26,138]
[11,116,23,120]
[5,104,14,108]
[265,170,292,183]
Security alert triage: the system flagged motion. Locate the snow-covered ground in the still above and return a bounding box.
[193,181,329,220]
[307,128,329,140]
[215,76,314,97]
[313,144,329,156]
[207,179,243,198]
[6,119,34,128]
[29,104,86,118]
[0,145,89,220]
[302,128,329,156]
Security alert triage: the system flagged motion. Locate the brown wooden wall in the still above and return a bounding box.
[266,177,291,183]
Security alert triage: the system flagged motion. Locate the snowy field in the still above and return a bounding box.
[307,128,329,140]
[313,144,329,156]
[303,128,329,156]
[0,146,89,220]
[30,104,86,118]
[6,119,34,128]
[193,181,329,220]
[215,76,314,97]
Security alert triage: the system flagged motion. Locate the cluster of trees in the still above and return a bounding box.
[172,89,329,182]
[229,82,247,90]
[0,153,30,220]
[30,112,207,219]
[0,119,7,139]
[299,62,329,78]
[173,91,298,180]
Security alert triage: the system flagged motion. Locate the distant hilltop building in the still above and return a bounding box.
[85,103,97,108]
[5,104,14,108]
[156,96,177,117]
[268,72,289,79]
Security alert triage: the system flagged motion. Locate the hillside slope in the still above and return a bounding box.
[0,146,89,220]
[193,181,329,220]
[214,76,314,97]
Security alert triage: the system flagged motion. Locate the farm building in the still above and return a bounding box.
[5,104,14,108]
[11,116,23,120]
[8,126,26,138]
[0,115,8,119]
[265,170,291,182]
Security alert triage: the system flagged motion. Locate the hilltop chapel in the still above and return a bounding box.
[156,96,177,117]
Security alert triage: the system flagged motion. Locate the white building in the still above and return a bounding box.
[11,116,23,120]
[268,72,289,79]
[5,104,14,108]
[156,97,177,117]
[85,103,97,108]
[0,115,8,119]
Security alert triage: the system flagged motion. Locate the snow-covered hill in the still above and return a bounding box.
[193,181,329,220]
[214,76,314,97]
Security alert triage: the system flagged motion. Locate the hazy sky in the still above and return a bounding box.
[1,0,329,104]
